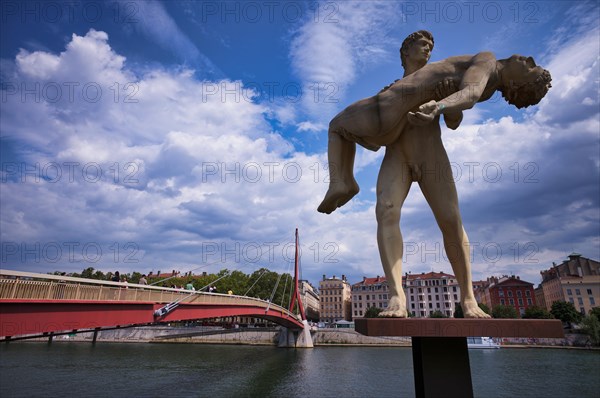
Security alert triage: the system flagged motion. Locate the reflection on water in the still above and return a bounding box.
[0,343,598,398]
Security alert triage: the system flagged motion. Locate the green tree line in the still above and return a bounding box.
[52,266,296,308]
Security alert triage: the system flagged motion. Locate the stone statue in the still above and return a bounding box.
[318,31,551,318]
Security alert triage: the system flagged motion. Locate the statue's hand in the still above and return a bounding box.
[435,78,456,99]
[408,100,438,125]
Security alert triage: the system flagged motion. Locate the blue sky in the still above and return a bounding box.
[1,0,599,289]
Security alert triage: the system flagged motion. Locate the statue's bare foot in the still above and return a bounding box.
[317,181,359,214]
[379,296,408,317]
[462,300,491,318]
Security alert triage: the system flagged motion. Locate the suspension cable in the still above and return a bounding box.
[154,270,231,318]
[280,272,290,309]
[244,267,268,296]
[265,273,282,313]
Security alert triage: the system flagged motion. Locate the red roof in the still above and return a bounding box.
[406,271,455,280]
[352,276,388,287]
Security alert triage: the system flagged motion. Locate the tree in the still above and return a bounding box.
[93,270,106,280]
[454,303,490,318]
[492,304,518,319]
[581,312,600,346]
[364,306,383,318]
[550,301,582,326]
[589,307,600,319]
[221,270,250,296]
[429,310,447,318]
[522,305,554,319]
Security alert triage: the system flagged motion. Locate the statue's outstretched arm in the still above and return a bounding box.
[434,78,464,130]
[409,52,496,125]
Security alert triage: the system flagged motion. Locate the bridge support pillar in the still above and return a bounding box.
[277,320,314,348]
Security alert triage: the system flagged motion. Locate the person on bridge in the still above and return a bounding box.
[138,274,148,285]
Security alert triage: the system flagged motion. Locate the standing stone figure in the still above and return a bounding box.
[318,31,551,318]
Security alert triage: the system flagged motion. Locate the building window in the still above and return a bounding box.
[499,290,504,297]
[569,298,574,304]
[578,297,583,305]
[518,298,523,306]
[575,289,581,295]
[453,294,458,301]
[567,289,572,295]
[508,290,513,297]
[587,289,592,295]
[527,298,532,305]
[435,287,439,293]
[411,303,415,309]
[500,299,505,305]
[517,290,522,297]
[452,286,457,292]
[590,297,595,305]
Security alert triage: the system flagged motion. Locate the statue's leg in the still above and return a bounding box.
[317,131,359,214]
[376,142,412,317]
[419,149,490,318]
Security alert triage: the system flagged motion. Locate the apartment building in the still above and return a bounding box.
[538,253,600,314]
[319,275,351,323]
[299,279,320,322]
[479,275,536,317]
[351,276,391,318]
[405,272,460,318]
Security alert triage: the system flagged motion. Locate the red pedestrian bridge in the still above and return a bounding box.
[0,269,307,342]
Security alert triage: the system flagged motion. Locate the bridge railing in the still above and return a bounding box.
[0,269,298,319]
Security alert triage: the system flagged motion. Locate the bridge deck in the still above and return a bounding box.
[0,269,304,339]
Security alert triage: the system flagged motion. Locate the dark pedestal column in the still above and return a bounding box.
[412,336,472,398]
[355,318,564,398]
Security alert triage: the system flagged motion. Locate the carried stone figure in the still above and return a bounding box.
[318,31,551,318]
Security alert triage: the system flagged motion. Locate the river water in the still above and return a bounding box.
[1,343,598,397]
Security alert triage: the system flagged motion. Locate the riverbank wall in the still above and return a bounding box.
[25,326,595,349]
[46,326,411,346]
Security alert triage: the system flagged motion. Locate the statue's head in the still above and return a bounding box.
[500,55,552,108]
[400,30,434,69]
